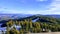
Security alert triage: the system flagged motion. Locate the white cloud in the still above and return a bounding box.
[44,0,60,14]
[29,0,60,14]
[26,0,60,14]
[26,0,60,15]
[0,0,60,14]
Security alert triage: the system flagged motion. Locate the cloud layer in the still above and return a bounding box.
[30,0,60,14]
[0,0,60,14]
[44,0,60,14]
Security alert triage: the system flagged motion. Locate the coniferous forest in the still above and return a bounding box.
[0,15,60,34]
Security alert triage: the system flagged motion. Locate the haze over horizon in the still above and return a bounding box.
[0,0,60,15]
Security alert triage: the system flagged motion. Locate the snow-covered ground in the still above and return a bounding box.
[0,25,21,34]
[0,27,6,34]
[32,18,39,22]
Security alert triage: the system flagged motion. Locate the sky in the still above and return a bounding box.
[0,0,60,15]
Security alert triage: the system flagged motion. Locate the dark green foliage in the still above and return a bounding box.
[2,15,60,34]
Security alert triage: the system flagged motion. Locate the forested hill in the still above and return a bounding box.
[1,14,60,27]
[0,14,60,24]
[0,14,60,33]
[16,15,60,24]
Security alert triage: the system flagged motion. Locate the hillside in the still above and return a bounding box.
[0,14,60,27]
[0,14,60,34]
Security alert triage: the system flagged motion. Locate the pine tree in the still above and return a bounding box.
[6,23,10,34]
[29,19,32,28]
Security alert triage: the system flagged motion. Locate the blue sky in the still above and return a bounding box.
[0,0,60,15]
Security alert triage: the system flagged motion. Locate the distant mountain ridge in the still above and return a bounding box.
[0,14,60,21]
[44,15,60,18]
[0,14,33,21]
[0,14,60,20]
